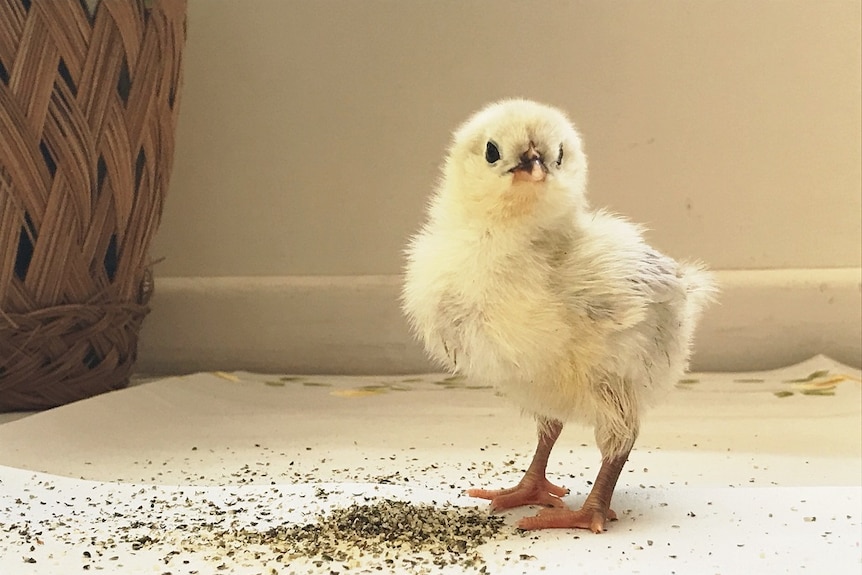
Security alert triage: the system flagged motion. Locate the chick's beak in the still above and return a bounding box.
[510,143,547,183]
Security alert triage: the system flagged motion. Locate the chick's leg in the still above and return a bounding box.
[517,449,629,533]
[519,387,637,533]
[467,419,569,510]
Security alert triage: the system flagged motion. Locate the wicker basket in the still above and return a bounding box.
[0,0,186,411]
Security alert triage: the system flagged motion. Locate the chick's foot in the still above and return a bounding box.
[517,505,618,533]
[469,419,567,510]
[467,472,569,511]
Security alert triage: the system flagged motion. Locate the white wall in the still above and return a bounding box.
[138,0,862,374]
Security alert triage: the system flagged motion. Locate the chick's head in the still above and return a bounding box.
[439,99,588,226]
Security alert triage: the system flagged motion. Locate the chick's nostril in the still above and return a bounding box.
[521,151,542,164]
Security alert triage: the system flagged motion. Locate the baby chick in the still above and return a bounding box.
[402,99,716,533]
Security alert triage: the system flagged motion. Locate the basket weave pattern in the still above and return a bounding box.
[0,0,186,410]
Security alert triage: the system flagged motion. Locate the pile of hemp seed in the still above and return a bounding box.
[136,498,507,573]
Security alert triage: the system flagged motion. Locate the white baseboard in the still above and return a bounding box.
[137,269,862,375]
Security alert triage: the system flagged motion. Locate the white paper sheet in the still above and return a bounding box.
[0,356,859,573]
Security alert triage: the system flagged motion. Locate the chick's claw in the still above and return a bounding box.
[517,506,618,533]
[467,474,569,511]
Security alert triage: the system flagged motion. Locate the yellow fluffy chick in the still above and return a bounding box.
[402,99,716,533]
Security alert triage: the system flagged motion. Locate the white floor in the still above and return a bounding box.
[0,355,859,574]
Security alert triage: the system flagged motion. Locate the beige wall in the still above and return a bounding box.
[139,1,862,373]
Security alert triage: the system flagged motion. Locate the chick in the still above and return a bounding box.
[402,99,716,533]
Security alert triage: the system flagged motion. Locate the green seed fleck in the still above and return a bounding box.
[800,388,836,396]
[783,370,830,384]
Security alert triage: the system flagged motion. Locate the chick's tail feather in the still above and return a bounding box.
[680,262,719,321]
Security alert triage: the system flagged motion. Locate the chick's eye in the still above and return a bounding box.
[556,144,564,167]
[485,140,500,164]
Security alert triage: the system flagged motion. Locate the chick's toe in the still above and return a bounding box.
[517,506,618,533]
[468,472,569,511]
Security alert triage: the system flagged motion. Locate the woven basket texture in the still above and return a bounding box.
[0,0,186,411]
